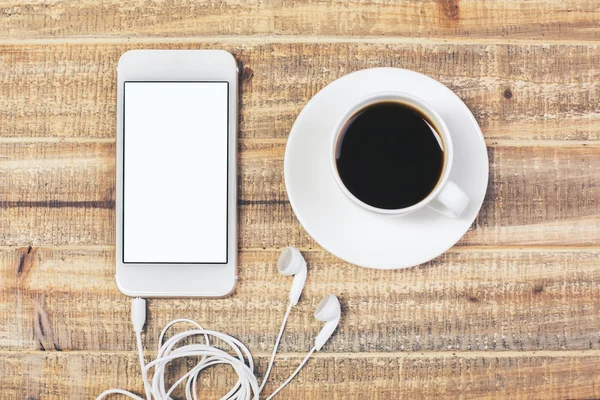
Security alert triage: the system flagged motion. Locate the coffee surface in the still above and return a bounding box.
[336,102,444,209]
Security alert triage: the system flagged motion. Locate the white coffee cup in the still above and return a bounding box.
[330,91,469,218]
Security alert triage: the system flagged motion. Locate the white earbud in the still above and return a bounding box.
[278,247,307,306]
[314,294,341,351]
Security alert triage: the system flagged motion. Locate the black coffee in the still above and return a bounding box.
[335,102,444,210]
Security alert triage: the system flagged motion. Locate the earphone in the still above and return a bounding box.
[314,294,341,351]
[277,246,307,306]
[97,247,341,400]
[258,247,308,394]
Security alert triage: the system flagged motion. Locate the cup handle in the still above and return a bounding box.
[427,181,469,218]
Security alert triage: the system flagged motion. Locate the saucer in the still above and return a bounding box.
[284,68,488,269]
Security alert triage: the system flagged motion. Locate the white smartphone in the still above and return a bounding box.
[115,50,238,297]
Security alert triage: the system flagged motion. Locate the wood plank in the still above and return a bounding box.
[2,350,600,399]
[1,141,599,247]
[0,141,116,246]
[1,42,600,141]
[1,0,599,41]
[2,247,600,352]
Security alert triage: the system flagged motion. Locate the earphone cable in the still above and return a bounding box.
[136,330,152,400]
[264,346,316,400]
[258,302,293,394]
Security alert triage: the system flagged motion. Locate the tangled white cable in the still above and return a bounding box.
[97,249,341,400]
[97,315,260,400]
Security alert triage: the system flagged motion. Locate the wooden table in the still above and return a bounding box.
[1,1,600,398]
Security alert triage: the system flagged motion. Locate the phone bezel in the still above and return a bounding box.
[115,50,238,297]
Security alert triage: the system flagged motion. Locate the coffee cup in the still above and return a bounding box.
[330,91,469,218]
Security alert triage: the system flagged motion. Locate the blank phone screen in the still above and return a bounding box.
[123,82,228,264]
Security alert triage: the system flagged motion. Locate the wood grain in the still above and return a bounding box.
[1,141,598,247]
[2,247,600,352]
[3,351,600,399]
[1,0,599,41]
[1,42,600,142]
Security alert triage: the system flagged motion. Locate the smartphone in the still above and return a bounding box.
[115,50,238,297]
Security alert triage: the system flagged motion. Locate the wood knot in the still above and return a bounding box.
[438,0,460,21]
[241,66,254,83]
[503,88,513,99]
[34,296,61,351]
[17,246,36,278]
[533,284,544,294]
[468,295,479,303]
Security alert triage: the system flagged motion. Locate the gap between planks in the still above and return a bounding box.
[4,350,600,359]
[1,35,600,46]
[1,137,600,148]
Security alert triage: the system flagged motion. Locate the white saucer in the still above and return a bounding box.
[284,68,488,270]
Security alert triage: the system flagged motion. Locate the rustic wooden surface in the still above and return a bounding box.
[1,1,600,399]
